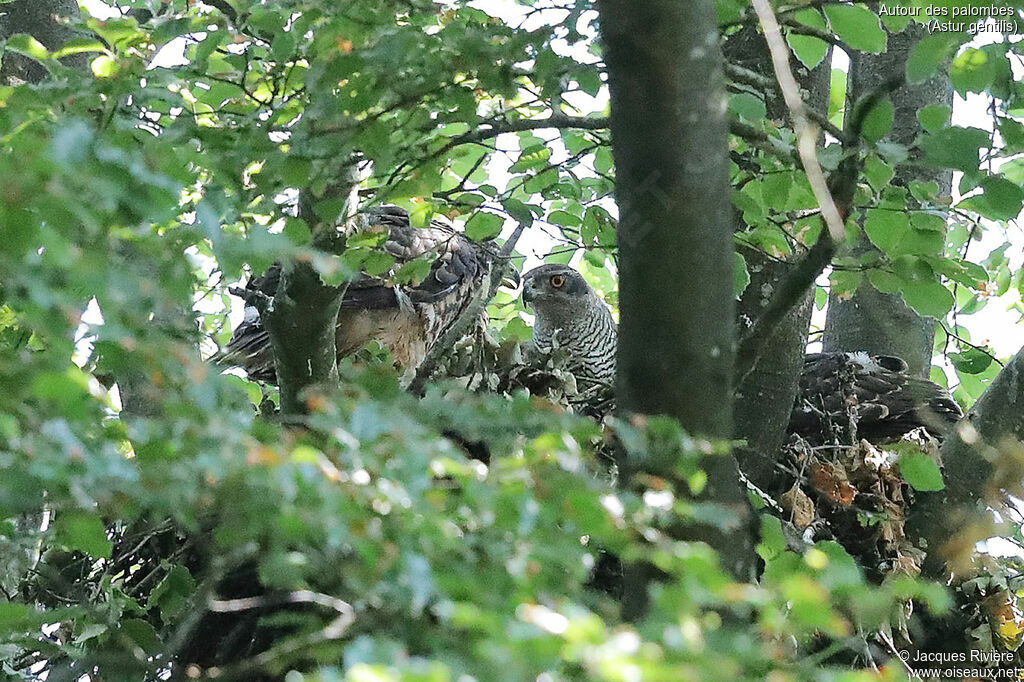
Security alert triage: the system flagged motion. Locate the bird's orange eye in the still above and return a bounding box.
[550,274,566,288]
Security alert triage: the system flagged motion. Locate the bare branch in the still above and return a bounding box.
[725,63,847,143]
[228,285,273,313]
[734,230,834,383]
[209,590,355,628]
[750,0,846,244]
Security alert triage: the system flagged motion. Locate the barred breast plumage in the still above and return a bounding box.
[521,266,962,443]
[522,264,617,387]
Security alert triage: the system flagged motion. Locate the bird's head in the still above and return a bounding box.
[522,264,598,312]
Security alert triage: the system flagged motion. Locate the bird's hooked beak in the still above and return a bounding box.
[521,276,536,305]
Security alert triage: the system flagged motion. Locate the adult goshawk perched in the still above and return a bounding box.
[521,264,617,388]
[215,205,495,383]
[522,265,962,442]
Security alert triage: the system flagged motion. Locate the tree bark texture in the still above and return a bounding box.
[726,26,832,487]
[824,24,954,378]
[0,0,88,84]
[264,262,344,416]
[599,0,753,592]
[911,345,1024,577]
[603,1,735,440]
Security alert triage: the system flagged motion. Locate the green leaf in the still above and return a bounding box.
[728,92,767,123]
[282,217,311,246]
[118,619,162,654]
[55,511,112,559]
[958,177,1024,222]
[909,212,945,233]
[823,5,886,54]
[394,257,433,285]
[509,144,551,173]
[757,514,786,562]
[829,68,848,129]
[271,30,297,61]
[864,209,909,254]
[348,229,388,248]
[465,212,504,241]
[281,157,312,187]
[917,105,950,133]
[362,251,395,277]
[734,251,750,298]
[950,348,993,375]
[867,268,901,295]
[864,155,894,192]
[786,34,828,70]
[501,198,535,227]
[148,565,197,620]
[898,452,945,492]
[878,9,911,32]
[51,38,106,59]
[951,47,994,96]
[548,210,581,228]
[5,33,50,61]
[901,277,954,319]
[906,31,964,83]
[90,55,121,78]
[920,126,989,171]
[0,603,44,635]
[861,96,894,143]
[831,269,862,298]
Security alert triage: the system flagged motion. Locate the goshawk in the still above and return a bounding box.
[521,265,962,441]
[521,264,617,388]
[215,205,495,382]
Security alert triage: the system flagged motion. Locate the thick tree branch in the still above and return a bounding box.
[453,114,609,145]
[427,111,808,168]
[911,345,1024,578]
[263,261,345,416]
[600,0,755,619]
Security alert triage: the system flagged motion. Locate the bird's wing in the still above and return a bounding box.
[213,206,491,382]
[341,211,485,310]
[792,352,963,443]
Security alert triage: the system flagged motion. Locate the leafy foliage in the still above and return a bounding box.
[1,0,1024,679]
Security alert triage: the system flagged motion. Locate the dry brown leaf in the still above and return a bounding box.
[809,461,858,505]
[780,485,816,530]
[983,590,1024,652]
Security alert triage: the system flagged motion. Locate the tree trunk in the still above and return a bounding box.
[823,25,953,378]
[264,262,345,416]
[598,0,753,607]
[727,26,832,487]
[0,0,88,84]
[911,345,1024,578]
